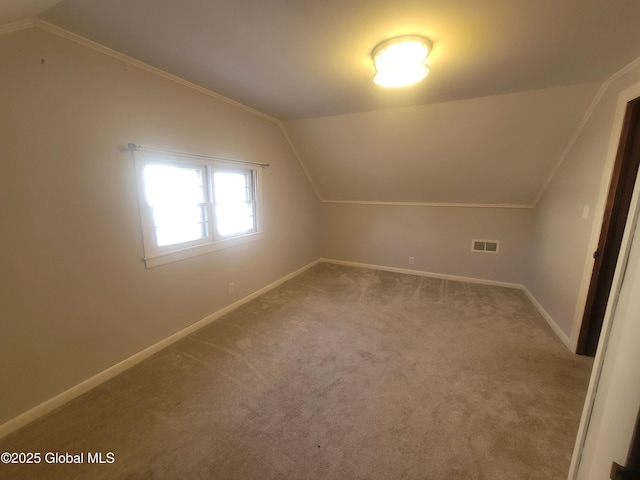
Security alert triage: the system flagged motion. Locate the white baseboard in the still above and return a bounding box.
[319,258,523,289]
[320,258,573,351]
[0,257,573,439]
[520,285,573,350]
[0,259,319,440]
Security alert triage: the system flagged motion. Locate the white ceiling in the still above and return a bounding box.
[0,0,62,25]
[2,0,640,204]
[26,0,640,120]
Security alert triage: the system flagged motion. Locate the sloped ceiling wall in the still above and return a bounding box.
[2,0,633,208]
[284,83,601,205]
[32,0,640,121]
[0,0,62,24]
[0,16,608,208]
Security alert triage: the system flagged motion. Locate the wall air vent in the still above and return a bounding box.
[472,239,500,253]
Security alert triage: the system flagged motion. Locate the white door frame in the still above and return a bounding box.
[568,82,640,479]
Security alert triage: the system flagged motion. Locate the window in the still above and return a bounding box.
[134,149,262,268]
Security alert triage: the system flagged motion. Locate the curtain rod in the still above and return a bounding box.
[127,143,270,168]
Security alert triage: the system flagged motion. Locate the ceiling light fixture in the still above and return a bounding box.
[371,35,432,88]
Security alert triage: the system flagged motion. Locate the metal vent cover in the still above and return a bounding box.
[472,239,500,253]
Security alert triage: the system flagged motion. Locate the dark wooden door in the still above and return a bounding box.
[577,97,640,357]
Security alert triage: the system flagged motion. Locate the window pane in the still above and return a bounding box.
[143,163,209,246]
[214,171,255,237]
[214,172,250,202]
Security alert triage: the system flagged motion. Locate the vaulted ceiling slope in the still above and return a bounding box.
[0,0,62,25]
[1,1,639,205]
[284,84,601,205]
[25,0,640,120]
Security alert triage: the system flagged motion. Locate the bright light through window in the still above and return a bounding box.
[134,149,262,268]
[144,164,208,246]
[214,172,255,237]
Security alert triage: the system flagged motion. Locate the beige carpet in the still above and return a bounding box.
[0,263,593,479]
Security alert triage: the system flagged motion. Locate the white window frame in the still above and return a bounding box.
[134,149,263,268]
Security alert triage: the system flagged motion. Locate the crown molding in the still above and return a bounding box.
[277,123,322,201]
[321,199,534,209]
[26,19,278,124]
[4,18,324,203]
[0,18,35,35]
[534,54,640,206]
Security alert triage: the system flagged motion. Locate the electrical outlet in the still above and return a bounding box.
[409,256,415,265]
[228,282,235,294]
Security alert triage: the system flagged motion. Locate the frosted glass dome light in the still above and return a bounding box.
[372,35,432,87]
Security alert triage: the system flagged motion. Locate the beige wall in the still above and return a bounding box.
[526,61,640,345]
[321,203,534,285]
[0,28,320,424]
[320,58,640,346]
[3,20,639,431]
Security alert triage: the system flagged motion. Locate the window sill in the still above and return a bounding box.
[142,232,264,268]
